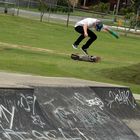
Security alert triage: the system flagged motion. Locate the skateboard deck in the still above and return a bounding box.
[71,54,101,63]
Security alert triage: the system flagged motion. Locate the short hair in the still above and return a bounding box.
[96,22,103,31]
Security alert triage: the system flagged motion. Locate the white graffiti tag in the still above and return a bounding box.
[0,105,15,129]
[18,94,45,128]
[86,97,104,110]
[17,94,36,114]
[106,90,136,108]
[74,93,104,110]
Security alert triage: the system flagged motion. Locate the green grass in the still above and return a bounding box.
[0,14,140,94]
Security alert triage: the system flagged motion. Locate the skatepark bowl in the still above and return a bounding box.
[0,73,140,140]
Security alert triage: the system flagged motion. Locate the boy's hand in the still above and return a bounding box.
[84,32,88,37]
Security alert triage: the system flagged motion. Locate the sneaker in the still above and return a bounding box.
[72,44,78,49]
[81,47,88,55]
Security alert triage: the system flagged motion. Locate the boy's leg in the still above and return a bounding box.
[82,29,97,50]
[73,26,85,46]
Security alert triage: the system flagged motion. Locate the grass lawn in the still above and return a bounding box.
[0,14,140,94]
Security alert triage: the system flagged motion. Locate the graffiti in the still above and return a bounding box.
[17,94,36,114]
[52,93,109,129]
[71,106,110,128]
[53,107,76,128]
[70,93,108,126]
[18,94,45,128]
[43,99,55,109]
[0,105,15,129]
[74,93,104,110]
[86,97,104,110]
[31,115,45,128]
[58,127,95,140]
[73,127,95,140]
[0,124,58,140]
[0,93,46,134]
[106,90,136,108]
[59,128,81,140]
[32,130,57,140]
[0,124,95,140]
[0,125,29,140]
[1,88,137,140]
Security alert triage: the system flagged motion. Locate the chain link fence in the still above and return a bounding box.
[0,0,139,35]
[0,1,15,15]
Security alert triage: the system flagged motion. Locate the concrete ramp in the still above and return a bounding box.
[34,86,140,140]
[90,87,140,119]
[0,88,60,140]
[0,87,140,140]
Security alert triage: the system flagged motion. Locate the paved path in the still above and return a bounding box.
[0,71,140,100]
[0,71,124,87]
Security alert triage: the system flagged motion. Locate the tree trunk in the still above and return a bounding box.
[83,0,86,6]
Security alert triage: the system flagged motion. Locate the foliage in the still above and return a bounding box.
[133,0,140,14]
[119,5,140,28]
[37,0,48,21]
[129,15,140,28]
[92,2,110,13]
[57,0,68,7]
[45,5,73,13]
[119,7,134,15]
[37,0,72,13]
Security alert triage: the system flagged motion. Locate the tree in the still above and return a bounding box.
[57,0,68,6]
[131,0,140,13]
[38,0,47,22]
[129,0,140,30]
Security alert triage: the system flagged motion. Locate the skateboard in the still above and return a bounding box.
[71,53,101,63]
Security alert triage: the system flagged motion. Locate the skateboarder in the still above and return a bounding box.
[72,18,103,55]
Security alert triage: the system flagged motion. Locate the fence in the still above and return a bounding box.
[0,1,15,15]
[0,0,139,35]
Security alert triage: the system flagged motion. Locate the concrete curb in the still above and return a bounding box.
[0,71,140,100]
[134,94,140,101]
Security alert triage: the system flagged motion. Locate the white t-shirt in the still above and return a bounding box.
[74,18,101,28]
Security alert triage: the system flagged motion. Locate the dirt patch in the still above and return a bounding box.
[0,41,69,56]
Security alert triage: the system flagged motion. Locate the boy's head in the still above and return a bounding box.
[96,22,103,31]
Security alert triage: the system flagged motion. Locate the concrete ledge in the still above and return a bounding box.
[0,71,126,87]
[0,71,139,100]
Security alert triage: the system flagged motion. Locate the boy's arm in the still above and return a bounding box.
[103,25,119,39]
[83,24,88,37]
